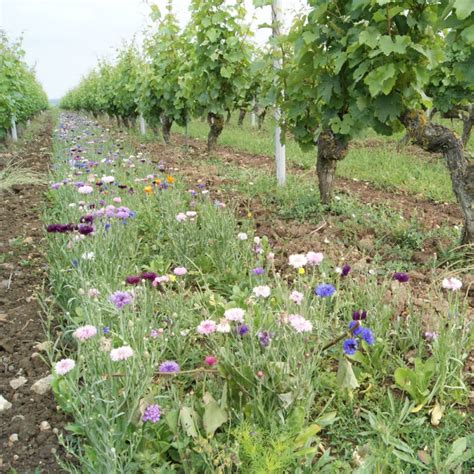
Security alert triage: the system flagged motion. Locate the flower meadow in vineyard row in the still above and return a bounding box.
[43,114,472,472]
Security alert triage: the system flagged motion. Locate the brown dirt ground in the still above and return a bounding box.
[0,114,67,473]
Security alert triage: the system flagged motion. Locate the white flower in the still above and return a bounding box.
[306,251,324,266]
[110,346,134,361]
[186,211,197,218]
[237,232,248,241]
[55,358,76,375]
[176,213,187,222]
[216,320,231,333]
[290,290,304,305]
[253,285,271,298]
[101,175,115,184]
[442,277,462,291]
[81,252,95,260]
[288,254,308,269]
[224,308,245,322]
[254,236,261,244]
[288,314,313,333]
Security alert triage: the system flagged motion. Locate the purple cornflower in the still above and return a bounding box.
[348,320,363,336]
[343,338,358,355]
[237,324,249,336]
[360,327,374,345]
[393,272,409,283]
[140,272,157,282]
[252,267,265,276]
[108,291,133,309]
[103,326,110,334]
[341,264,351,277]
[257,331,272,347]
[352,310,367,321]
[142,404,161,423]
[158,360,180,373]
[315,283,336,298]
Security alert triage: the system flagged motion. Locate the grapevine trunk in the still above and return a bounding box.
[207,113,224,153]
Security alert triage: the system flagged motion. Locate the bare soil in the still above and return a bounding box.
[0,114,67,473]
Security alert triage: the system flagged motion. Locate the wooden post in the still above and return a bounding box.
[251,98,257,127]
[11,117,18,141]
[272,0,285,186]
[139,114,146,135]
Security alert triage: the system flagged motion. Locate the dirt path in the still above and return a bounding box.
[0,113,67,473]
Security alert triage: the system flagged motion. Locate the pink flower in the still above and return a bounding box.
[216,320,231,333]
[204,356,217,366]
[113,197,122,203]
[253,285,271,298]
[55,358,76,375]
[110,346,134,361]
[176,213,187,222]
[152,275,169,287]
[290,290,304,305]
[73,325,98,341]
[306,251,323,266]
[196,320,217,335]
[442,277,462,291]
[186,211,197,218]
[288,314,313,333]
[78,185,93,194]
[173,267,187,276]
[289,254,307,269]
[88,288,100,298]
[224,308,245,322]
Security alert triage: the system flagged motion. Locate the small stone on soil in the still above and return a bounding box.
[40,421,51,431]
[0,394,13,412]
[10,376,27,390]
[30,375,53,395]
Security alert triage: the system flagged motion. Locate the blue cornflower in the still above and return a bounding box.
[315,283,336,298]
[71,259,78,268]
[343,338,358,355]
[360,327,375,345]
[158,361,180,373]
[252,267,265,276]
[103,326,110,334]
[237,324,249,336]
[348,320,363,336]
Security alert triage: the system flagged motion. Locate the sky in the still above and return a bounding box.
[1,0,306,100]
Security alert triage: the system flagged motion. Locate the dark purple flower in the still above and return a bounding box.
[80,214,94,224]
[140,272,157,281]
[103,326,110,334]
[315,283,336,298]
[142,404,161,423]
[125,275,141,285]
[257,331,272,347]
[352,310,367,321]
[393,272,409,283]
[78,224,94,235]
[46,224,61,233]
[252,267,265,276]
[237,324,249,336]
[158,360,180,373]
[360,327,374,345]
[348,320,363,336]
[343,338,358,355]
[341,264,351,277]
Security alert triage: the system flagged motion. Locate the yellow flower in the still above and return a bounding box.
[144,186,153,194]
[298,268,305,275]
[153,178,161,184]
[166,176,175,184]
[168,274,177,282]
[247,212,253,218]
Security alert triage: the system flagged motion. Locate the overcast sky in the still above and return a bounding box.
[1,0,306,100]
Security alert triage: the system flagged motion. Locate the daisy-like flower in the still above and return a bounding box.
[73,325,97,341]
[288,314,313,333]
[101,176,115,184]
[196,320,217,335]
[81,252,95,260]
[306,251,323,266]
[152,275,169,286]
[78,185,93,194]
[290,290,304,305]
[55,358,76,375]
[224,308,245,322]
[110,346,134,361]
[253,285,271,298]
[442,277,462,291]
[186,211,197,218]
[237,232,248,241]
[288,254,308,269]
[176,213,187,222]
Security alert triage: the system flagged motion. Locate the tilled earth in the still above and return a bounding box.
[0,114,67,473]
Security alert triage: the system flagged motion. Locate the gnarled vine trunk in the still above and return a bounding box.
[238,109,246,126]
[207,113,224,153]
[462,107,473,147]
[401,111,474,245]
[258,110,266,130]
[316,129,349,204]
[161,114,173,144]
